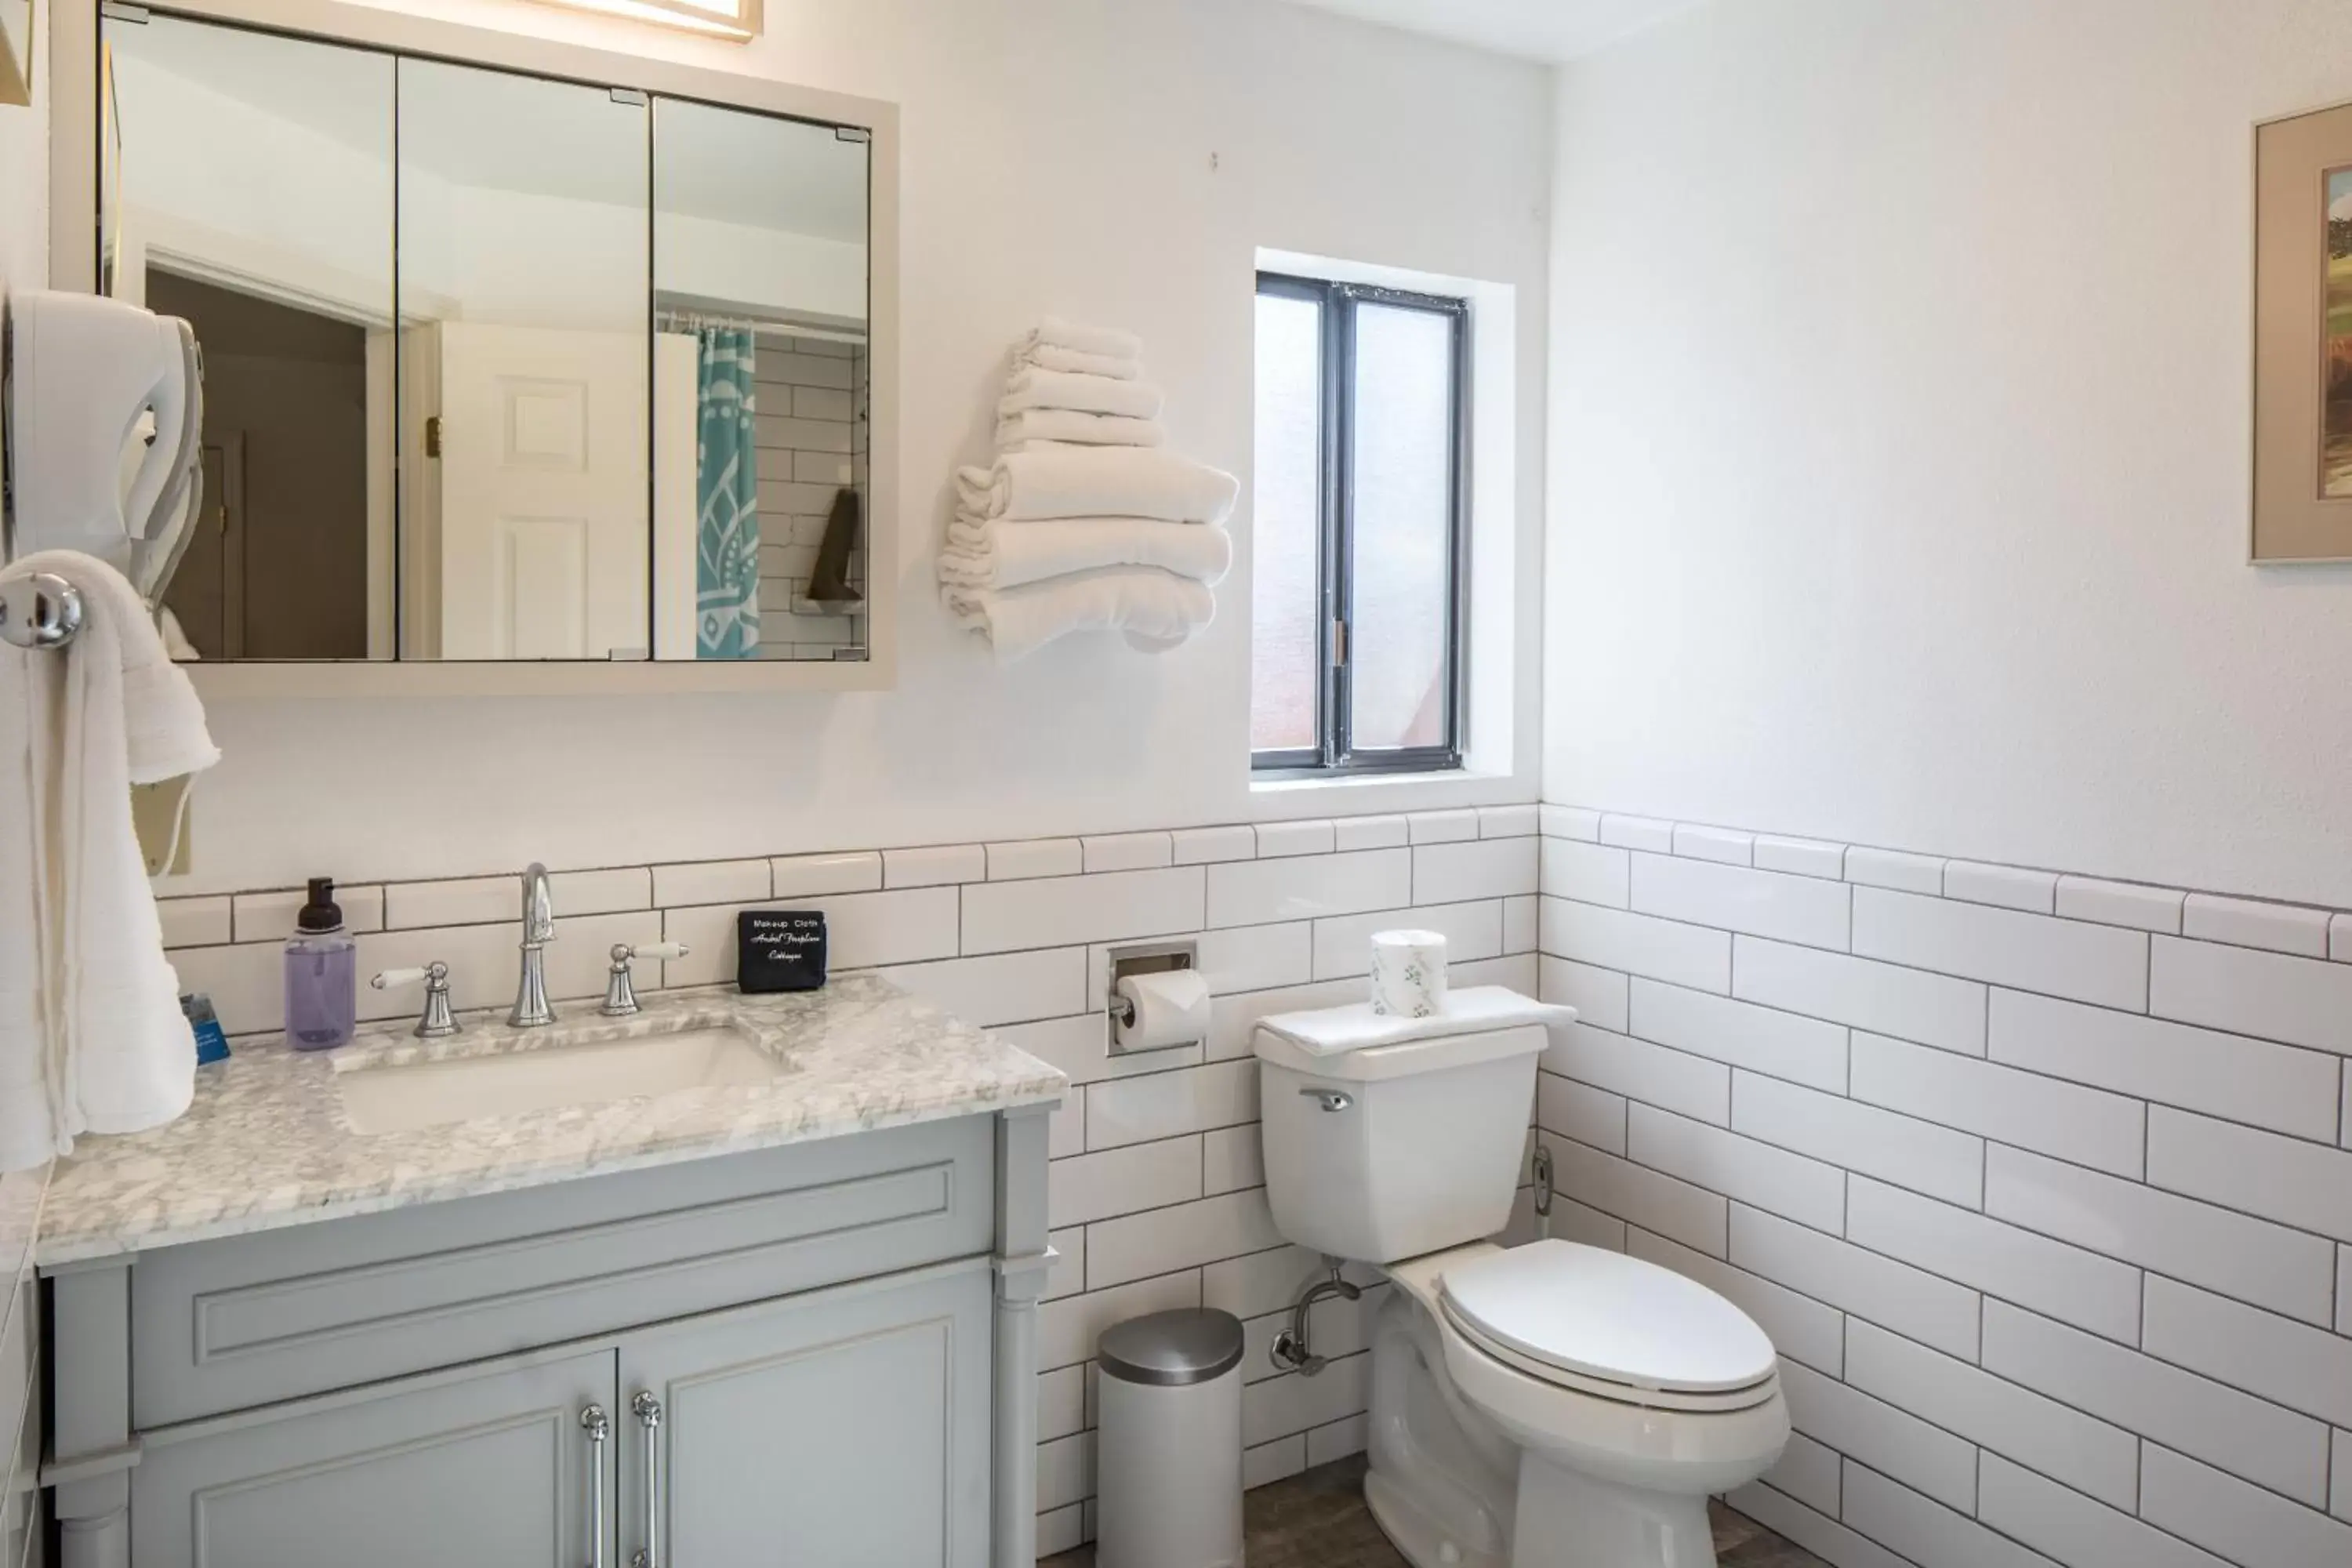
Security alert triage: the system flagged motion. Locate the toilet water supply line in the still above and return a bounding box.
[1269,1261,1361,1376]
[1532,1142,1555,1236]
[1268,1142,1561,1377]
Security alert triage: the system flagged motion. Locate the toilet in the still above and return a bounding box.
[1253,1017,1789,1568]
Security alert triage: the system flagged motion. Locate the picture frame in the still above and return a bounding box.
[0,0,31,108]
[2252,98,2352,561]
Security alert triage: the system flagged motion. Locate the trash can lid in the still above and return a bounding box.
[1098,1308,1245,1387]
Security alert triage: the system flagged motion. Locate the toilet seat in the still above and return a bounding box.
[1437,1241,1779,1412]
[1440,1305,1780,1413]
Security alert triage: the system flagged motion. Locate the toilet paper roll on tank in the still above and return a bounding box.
[1370,929,1449,1018]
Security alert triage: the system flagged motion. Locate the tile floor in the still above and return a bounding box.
[1041,1455,1827,1567]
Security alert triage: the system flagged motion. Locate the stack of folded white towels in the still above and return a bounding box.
[941,318,1239,661]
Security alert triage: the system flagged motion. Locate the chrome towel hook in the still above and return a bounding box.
[0,572,85,650]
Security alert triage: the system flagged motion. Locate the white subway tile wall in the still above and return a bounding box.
[158,802,2352,1563]
[154,804,1543,1554]
[1536,806,2352,1568]
[1755,835,1847,881]
[2056,874,2187,935]
[1539,804,1602,841]
[1672,824,1756,866]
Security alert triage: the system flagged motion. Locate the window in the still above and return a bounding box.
[1252,272,1469,775]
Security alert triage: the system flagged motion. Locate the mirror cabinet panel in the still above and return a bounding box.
[105,14,394,660]
[653,98,870,662]
[98,8,874,666]
[397,61,651,662]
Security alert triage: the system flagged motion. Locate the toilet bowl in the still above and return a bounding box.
[1252,1013,1789,1568]
[1374,1240,1788,1568]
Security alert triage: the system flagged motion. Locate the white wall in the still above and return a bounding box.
[94,0,1553,894]
[1546,0,2352,908]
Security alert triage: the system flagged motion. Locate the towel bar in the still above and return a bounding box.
[0,572,84,649]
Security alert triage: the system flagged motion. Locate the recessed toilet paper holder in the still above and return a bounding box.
[1105,939,1199,1054]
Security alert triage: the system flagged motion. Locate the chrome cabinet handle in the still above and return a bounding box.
[630,1391,664,1568]
[582,1404,611,1568]
[1298,1087,1353,1112]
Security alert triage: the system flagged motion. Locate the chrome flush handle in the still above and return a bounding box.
[1298,1087,1354,1113]
[582,1403,611,1568]
[631,1391,665,1568]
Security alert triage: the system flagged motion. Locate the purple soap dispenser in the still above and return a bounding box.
[284,877,358,1051]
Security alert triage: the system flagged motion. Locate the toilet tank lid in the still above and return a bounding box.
[1441,1240,1777,1393]
[1098,1308,1246,1387]
[1254,986,1573,1062]
[1252,1020,1552,1081]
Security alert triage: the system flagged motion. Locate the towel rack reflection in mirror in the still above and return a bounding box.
[0,572,85,649]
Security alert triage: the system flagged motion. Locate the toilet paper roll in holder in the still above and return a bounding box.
[1105,940,1198,1054]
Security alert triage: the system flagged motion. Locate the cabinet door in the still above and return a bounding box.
[622,1264,992,1567]
[132,1349,614,1568]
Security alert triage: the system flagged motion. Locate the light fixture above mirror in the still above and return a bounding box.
[528,0,759,42]
[529,0,757,42]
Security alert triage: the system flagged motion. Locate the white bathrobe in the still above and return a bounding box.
[0,551,218,1172]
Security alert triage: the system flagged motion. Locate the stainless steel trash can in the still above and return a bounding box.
[1095,1307,1247,1568]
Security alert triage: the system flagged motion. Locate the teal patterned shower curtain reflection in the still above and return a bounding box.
[695,328,760,659]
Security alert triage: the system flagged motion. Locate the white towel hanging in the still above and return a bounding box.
[0,550,217,1171]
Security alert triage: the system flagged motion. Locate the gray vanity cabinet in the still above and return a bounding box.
[127,1265,993,1568]
[129,1348,610,1566]
[622,1264,993,1566]
[49,1107,1057,1568]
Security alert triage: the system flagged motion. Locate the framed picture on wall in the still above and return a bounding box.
[2253,99,2352,561]
[1,0,30,107]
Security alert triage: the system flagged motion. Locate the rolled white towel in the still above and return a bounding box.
[995,408,1164,448]
[1018,342,1142,381]
[1026,316,1142,362]
[940,517,1233,590]
[1000,367,1164,422]
[942,565,1214,662]
[956,448,1238,525]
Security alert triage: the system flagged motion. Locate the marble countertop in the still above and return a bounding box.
[34,975,1066,1267]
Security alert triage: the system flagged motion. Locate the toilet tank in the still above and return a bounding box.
[1254,1023,1548,1264]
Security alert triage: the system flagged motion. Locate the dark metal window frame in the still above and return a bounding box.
[1252,271,1471,778]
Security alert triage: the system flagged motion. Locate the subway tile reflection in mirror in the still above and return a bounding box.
[100,9,871,665]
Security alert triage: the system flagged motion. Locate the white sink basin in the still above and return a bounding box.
[338,1019,784,1136]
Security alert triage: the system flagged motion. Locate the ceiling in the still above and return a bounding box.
[1276,0,1702,62]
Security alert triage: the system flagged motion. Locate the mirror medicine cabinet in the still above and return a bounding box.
[49,0,899,693]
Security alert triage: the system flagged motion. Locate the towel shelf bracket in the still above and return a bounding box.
[0,571,85,650]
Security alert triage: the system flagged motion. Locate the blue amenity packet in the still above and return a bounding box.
[183,993,230,1065]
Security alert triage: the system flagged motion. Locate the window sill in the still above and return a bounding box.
[1250,767,1501,795]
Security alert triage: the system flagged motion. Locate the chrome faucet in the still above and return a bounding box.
[510,862,557,1027]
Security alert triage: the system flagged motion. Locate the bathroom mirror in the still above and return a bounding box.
[653,98,870,662]
[83,1,891,681]
[396,59,651,661]
[103,14,395,660]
